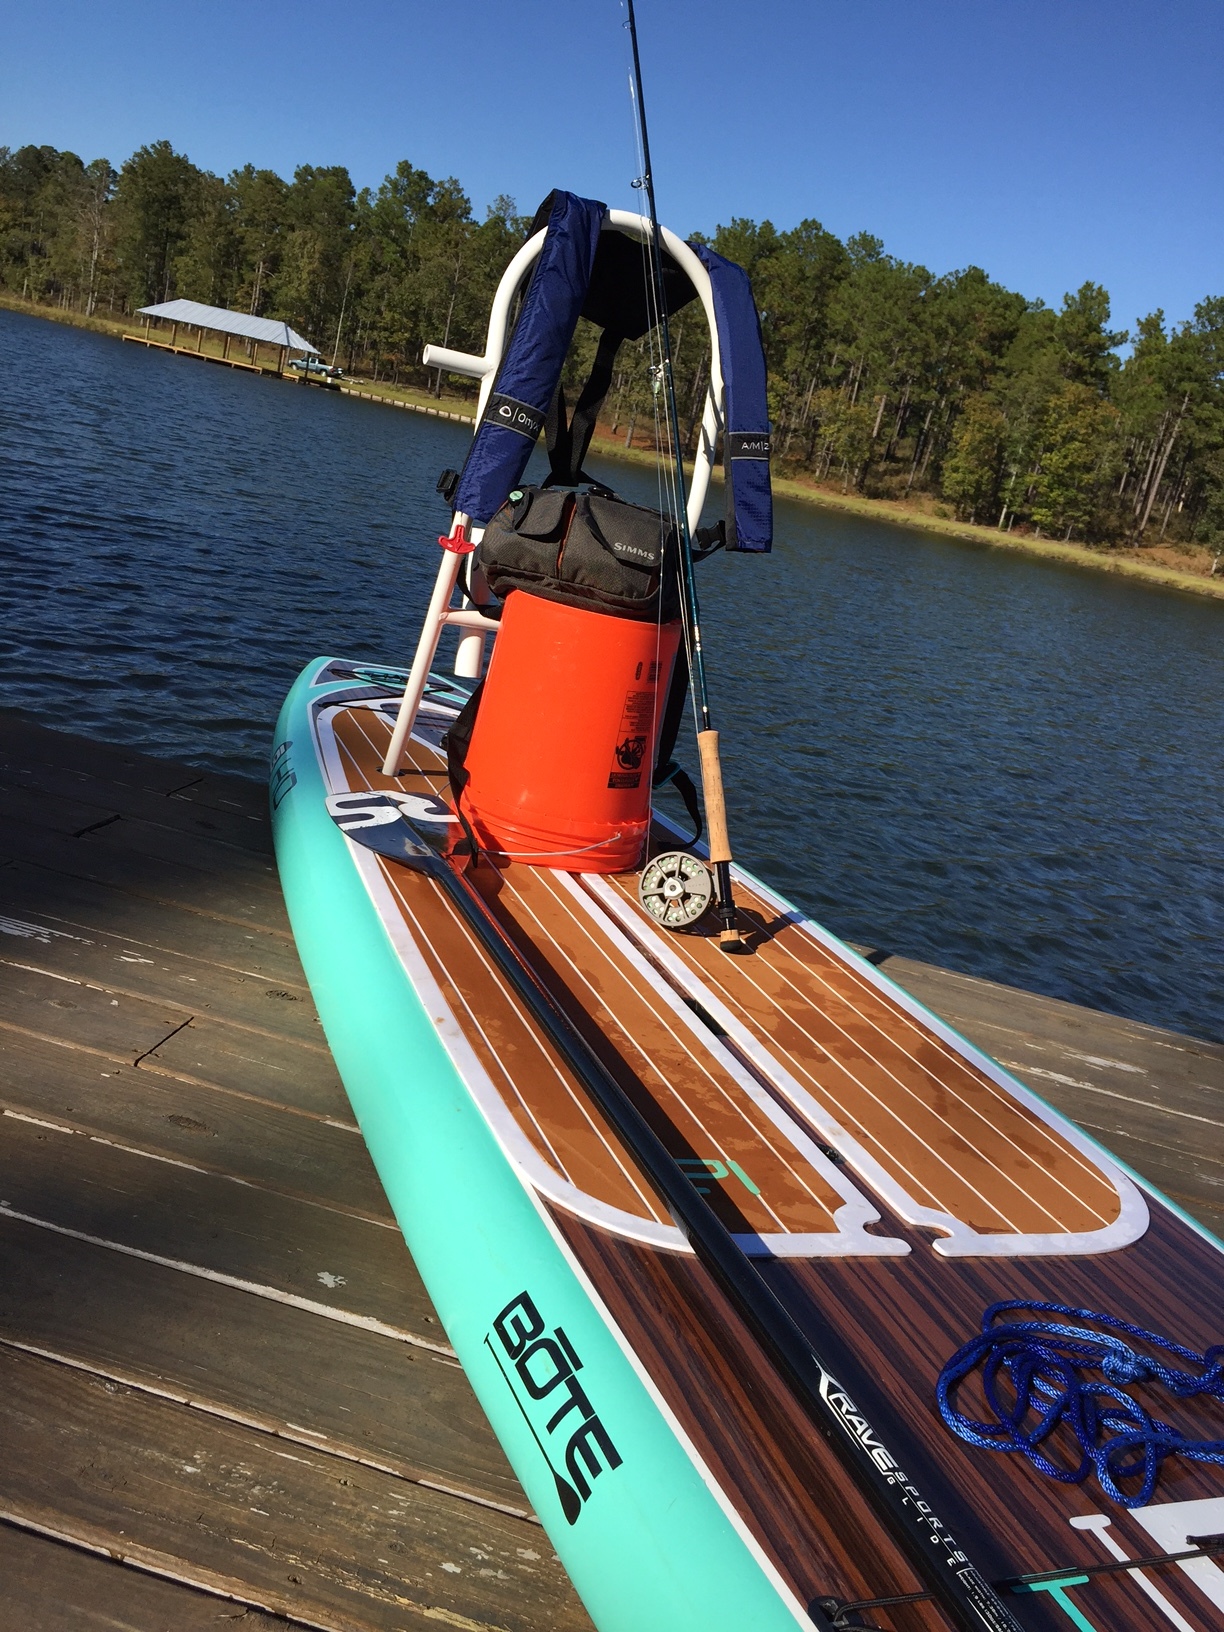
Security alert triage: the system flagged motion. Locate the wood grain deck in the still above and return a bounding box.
[332,707,882,1255]
[2,705,1222,1628]
[593,869,1126,1243]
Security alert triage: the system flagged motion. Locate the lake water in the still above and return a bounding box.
[3,306,1222,1043]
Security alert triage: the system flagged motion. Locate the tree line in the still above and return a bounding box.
[3,138,1222,554]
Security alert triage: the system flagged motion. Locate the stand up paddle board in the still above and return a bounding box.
[273,203,1224,1632]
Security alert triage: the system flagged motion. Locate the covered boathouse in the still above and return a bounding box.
[124,298,318,375]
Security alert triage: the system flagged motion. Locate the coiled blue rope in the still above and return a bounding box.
[937,1299,1224,1508]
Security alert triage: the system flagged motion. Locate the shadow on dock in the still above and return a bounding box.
[0,710,588,1631]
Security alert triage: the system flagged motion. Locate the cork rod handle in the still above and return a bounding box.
[697,730,733,865]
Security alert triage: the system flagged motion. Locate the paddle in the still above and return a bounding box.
[336,795,1024,1632]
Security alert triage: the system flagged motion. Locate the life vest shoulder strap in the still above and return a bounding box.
[688,242,772,553]
[454,191,607,526]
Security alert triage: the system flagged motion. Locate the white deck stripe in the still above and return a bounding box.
[338,718,583,1181]
[342,715,671,1225]
[332,708,906,1256]
[609,870,1106,1226]
[547,872,906,1256]
[403,709,1129,1245]
[371,714,840,1234]
[321,709,684,1247]
[336,722,593,1190]
[748,897,1116,1203]
[382,866,579,1186]
[505,869,800,1235]
[406,878,664,1217]
[693,936,1046,1231]
[595,877,1028,1232]
[586,868,1147,1256]
[377,714,899,1253]
[340,701,1141,1257]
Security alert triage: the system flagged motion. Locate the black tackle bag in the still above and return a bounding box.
[478,485,680,623]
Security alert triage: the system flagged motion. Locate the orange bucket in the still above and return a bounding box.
[458,591,680,872]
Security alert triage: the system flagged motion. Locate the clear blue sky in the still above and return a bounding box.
[3,0,1221,335]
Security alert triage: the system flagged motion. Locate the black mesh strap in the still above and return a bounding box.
[443,681,485,865]
[651,647,703,845]
[653,761,703,847]
[653,644,689,776]
[546,328,624,487]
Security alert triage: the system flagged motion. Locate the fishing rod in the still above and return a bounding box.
[624,0,743,954]
[377,798,1024,1632]
[617,14,1027,1628]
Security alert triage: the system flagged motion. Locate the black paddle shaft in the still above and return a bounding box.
[402,830,1024,1632]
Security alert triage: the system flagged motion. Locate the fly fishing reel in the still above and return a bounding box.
[638,851,715,931]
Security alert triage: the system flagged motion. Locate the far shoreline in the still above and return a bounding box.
[6,292,1223,606]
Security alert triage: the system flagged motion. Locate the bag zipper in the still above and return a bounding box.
[554,492,578,578]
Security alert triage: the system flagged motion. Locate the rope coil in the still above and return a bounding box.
[937,1300,1224,1507]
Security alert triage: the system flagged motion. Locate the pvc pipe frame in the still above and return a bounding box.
[381,212,725,778]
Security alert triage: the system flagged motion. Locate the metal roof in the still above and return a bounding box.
[136,299,319,354]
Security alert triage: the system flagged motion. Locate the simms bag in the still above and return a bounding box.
[477,485,680,622]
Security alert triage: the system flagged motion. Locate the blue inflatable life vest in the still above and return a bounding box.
[453,190,772,553]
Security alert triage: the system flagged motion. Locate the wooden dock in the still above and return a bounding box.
[121,332,276,374]
[0,710,1220,1630]
[120,332,473,412]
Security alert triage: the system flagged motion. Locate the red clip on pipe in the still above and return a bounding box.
[439,521,475,555]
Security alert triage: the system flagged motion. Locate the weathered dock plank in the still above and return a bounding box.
[0,1113,432,1340]
[0,1215,525,1508]
[0,749,273,853]
[0,714,592,1629]
[0,1524,285,1632]
[0,777,280,885]
[139,1013,350,1116]
[0,817,292,929]
[0,960,184,1057]
[0,1346,576,1632]
[1,709,1220,1629]
[0,1029,389,1218]
[0,861,318,1032]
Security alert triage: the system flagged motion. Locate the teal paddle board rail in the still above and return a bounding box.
[271,657,813,1632]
